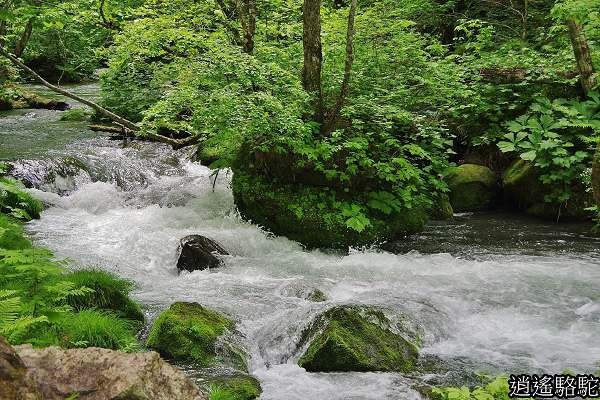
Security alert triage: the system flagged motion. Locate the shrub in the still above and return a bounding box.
[0,177,43,220]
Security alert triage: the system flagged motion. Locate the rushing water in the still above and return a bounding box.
[2,85,600,399]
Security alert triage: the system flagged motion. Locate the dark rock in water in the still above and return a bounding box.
[298,306,420,373]
[1,336,205,400]
[177,235,228,272]
[446,164,498,212]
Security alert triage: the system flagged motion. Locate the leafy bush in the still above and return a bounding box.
[497,94,600,204]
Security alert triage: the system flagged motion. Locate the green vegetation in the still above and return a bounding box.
[60,108,90,121]
[206,375,262,400]
[298,306,420,372]
[146,302,242,367]
[0,179,142,351]
[431,376,509,400]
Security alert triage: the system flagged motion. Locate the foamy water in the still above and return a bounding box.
[9,137,600,399]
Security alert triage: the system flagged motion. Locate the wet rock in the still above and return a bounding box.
[177,235,228,272]
[502,159,593,220]
[0,337,41,400]
[428,194,454,220]
[298,306,420,373]
[2,338,205,400]
[202,373,262,400]
[446,164,498,212]
[147,302,246,370]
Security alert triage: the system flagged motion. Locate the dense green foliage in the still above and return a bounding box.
[0,180,142,350]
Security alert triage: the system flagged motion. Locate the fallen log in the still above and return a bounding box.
[89,124,128,134]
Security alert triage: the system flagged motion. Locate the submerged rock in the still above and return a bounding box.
[298,306,420,373]
[1,338,205,400]
[446,164,498,212]
[203,373,262,400]
[146,302,245,370]
[177,235,229,272]
[0,337,41,400]
[502,159,593,220]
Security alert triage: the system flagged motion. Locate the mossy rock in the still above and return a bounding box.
[65,269,144,323]
[0,177,44,220]
[298,306,420,373]
[428,194,453,220]
[231,170,427,249]
[59,108,90,122]
[0,214,31,250]
[146,302,245,369]
[205,374,262,400]
[445,164,498,212]
[502,159,593,220]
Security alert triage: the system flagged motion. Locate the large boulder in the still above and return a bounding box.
[1,338,205,400]
[502,159,593,220]
[177,235,229,272]
[298,306,420,373]
[232,170,427,249]
[445,164,498,212]
[0,337,41,400]
[146,302,245,370]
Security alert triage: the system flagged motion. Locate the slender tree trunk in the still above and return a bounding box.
[566,19,599,209]
[13,18,33,57]
[567,19,595,95]
[323,0,356,135]
[302,0,323,122]
[238,0,256,54]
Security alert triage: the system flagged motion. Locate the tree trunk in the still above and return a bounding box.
[302,0,323,122]
[238,0,256,54]
[566,20,599,210]
[322,0,356,135]
[567,19,595,95]
[13,19,33,57]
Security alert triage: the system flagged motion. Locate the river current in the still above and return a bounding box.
[2,85,600,399]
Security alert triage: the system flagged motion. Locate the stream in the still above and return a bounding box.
[2,85,600,400]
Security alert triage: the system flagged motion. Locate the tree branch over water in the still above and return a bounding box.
[0,48,201,149]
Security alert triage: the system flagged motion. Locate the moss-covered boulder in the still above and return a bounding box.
[298,306,420,373]
[232,170,427,249]
[146,302,245,369]
[428,194,454,220]
[0,85,69,111]
[445,164,498,212]
[502,159,593,220]
[205,374,262,400]
[65,269,145,322]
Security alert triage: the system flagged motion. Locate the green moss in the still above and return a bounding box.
[0,214,32,250]
[446,164,498,212]
[206,375,262,400]
[232,170,427,249]
[0,177,44,220]
[146,302,239,367]
[59,108,90,121]
[65,269,144,323]
[298,306,420,373]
